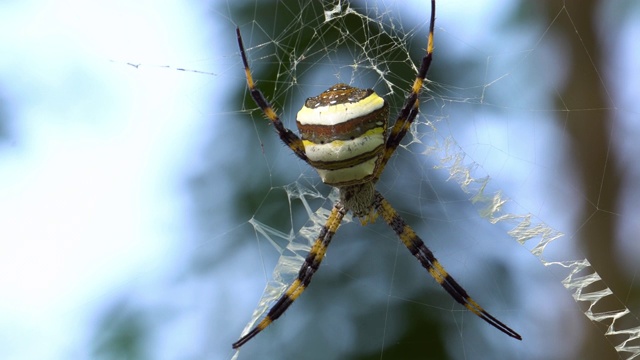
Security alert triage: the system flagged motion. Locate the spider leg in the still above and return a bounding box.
[232,201,347,349]
[373,191,522,340]
[375,99,421,184]
[236,27,309,163]
[373,0,435,183]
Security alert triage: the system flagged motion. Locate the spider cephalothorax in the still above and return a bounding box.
[232,0,521,350]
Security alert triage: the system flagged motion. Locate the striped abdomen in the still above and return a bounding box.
[296,83,389,187]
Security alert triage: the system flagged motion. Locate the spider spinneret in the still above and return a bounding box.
[232,0,522,350]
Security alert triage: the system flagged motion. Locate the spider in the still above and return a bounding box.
[232,0,521,349]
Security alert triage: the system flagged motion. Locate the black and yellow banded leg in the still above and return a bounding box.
[374,98,420,183]
[373,0,435,183]
[232,202,347,349]
[236,27,309,163]
[373,191,522,340]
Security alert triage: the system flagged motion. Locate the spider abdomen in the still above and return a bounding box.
[296,83,389,187]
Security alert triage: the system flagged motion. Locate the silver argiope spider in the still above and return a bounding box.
[233,0,521,349]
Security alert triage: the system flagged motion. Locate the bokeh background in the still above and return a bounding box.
[0,1,638,359]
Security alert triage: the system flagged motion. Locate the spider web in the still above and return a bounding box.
[56,0,639,359]
[221,1,640,360]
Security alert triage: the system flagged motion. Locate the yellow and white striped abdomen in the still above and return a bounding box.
[296,84,389,187]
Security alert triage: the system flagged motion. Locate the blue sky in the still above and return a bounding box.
[0,1,218,358]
